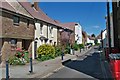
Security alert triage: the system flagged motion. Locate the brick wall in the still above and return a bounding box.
[2,11,34,39]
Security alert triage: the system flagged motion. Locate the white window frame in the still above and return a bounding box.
[49,26,54,37]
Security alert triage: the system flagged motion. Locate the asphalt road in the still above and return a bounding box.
[47,47,106,79]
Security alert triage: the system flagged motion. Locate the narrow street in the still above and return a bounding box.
[47,47,107,79]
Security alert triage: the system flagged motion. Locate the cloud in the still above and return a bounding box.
[93,26,100,29]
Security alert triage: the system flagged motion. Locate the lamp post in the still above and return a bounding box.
[29,52,33,73]
[6,52,9,80]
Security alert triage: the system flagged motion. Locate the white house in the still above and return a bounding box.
[102,29,108,48]
[96,34,101,44]
[20,2,59,59]
[87,36,95,45]
[75,23,82,44]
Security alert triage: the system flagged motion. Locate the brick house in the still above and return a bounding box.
[61,22,82,46]
[53,20,73,49]
[0,1,34,66]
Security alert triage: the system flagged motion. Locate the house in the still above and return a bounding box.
[54,20,73,49]
[19,2,73,59]
[96,34,101,44]
[61,22,82,45]
[87,36,95,45]
[101,29,108,48]
[0,1,35,66]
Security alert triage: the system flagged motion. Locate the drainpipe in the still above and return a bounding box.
[112,1,118,48]
[107,1,111,55]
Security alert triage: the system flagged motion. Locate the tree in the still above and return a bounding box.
[91,34,95,37]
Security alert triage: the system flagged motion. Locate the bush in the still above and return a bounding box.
[54,46,62,57]
[73,42,79,51]
[37,44,55,61]
[9,56,25,65]
[78,44,84,49]
[95,43,100,46]
[8,48,29,65]
[65,44,71,54]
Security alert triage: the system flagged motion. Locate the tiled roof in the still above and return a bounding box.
[19,2,65,28]
[61,22,77,31]
[1,1,73,32]
[0,1,15,12]
[88,35,95,40]
[19,2,74,31]
[19,2,40,19]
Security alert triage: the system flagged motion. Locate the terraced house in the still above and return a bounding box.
[19,2,73,59]
[0,1,34,66]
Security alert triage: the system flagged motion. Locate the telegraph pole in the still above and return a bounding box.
[107,1,111,55]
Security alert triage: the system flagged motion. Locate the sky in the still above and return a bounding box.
[39,2,108,36]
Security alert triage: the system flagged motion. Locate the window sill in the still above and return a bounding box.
[13,23,19,26]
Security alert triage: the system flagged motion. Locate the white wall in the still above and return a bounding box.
[75,23,82,44]
[102,30,108,48]
[48,25,57,45]
[87,37,95,45]
[102,30,107,39]
[110,14,114,47]
[98,39,101,44]
[32,21,58,59]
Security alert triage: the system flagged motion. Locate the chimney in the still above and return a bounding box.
[31,2,39,11]
[34,2,39,11]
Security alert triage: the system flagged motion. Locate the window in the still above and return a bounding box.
[11,39,17,44]
[27,20,30,28]
[11,39,17,47]
[49,26,53,37]
[13,16,20,25]
[117,0,120,7]
[40,23,43,34]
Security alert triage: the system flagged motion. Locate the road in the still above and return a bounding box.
[47,47,106,79]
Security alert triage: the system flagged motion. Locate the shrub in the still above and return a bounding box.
[54,46,62,57]
[78,44,84,49]
[9,48,29,65]
[9,56,25,65]
[73,42,79,51]
[37,44,55,61]
[95,43,100,46]
[65,44,71,54]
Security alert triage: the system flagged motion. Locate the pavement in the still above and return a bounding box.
[0,47,92,79]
